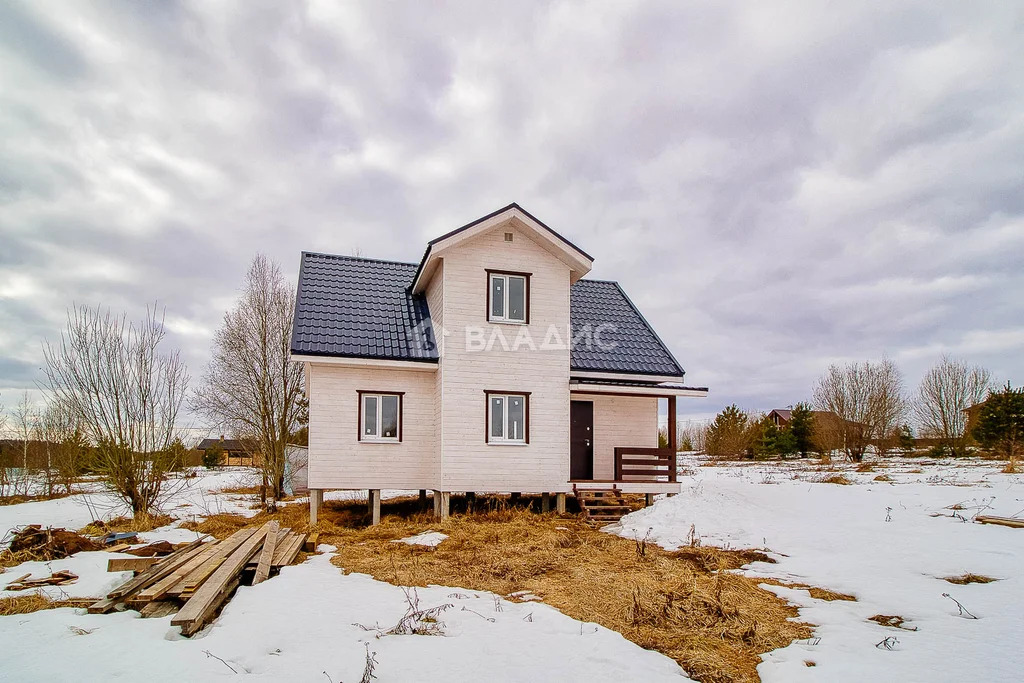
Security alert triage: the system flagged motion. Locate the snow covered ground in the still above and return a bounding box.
[616,458,1024,682]
[1,460,1021,682]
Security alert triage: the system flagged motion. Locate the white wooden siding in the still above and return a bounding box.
[437,221,572,492]
[425,261,445,485]
[307,363,438,489]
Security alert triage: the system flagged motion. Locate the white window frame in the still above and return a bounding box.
[488,272,528,324]
[487,393,528,444]
[360,392,401,442]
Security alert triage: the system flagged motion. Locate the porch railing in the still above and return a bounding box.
[613,447,677,482]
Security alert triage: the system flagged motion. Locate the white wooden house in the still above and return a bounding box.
[291,204,707,522]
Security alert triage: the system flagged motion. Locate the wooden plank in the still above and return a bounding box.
[139,600,179,619]
[252,521,280,585]
[303,531,320,553]
[107,557,161,573]
[247,528,292,570]
[131,540,227,605]
[87,596,123,614]
[976,515,1024,528]
[269,528,294,566]
[103,543,133,553]
[105,538,207,600]
[172,522,274,636]
[275,533,306,567]
[171,528,257,598]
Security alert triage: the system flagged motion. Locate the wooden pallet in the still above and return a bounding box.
[89,522,307,633]
[574,486,633,526]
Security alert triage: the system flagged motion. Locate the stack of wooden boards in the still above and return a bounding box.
[88,521,307,636]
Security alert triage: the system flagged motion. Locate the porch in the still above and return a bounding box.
[567,387,693,495]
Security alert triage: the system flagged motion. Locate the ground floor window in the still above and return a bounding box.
[358,391,403,441]
[485,391,529,443]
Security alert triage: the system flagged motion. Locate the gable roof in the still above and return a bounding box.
[291,252,685,378]
[410,203,593,293]
[290,253,438,362]
[569,279,684,377]
[196,438,254,452]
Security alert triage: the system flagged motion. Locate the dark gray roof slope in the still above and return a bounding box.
[569,280,685,377]
[291,253,685,377]
[291,253,438,361]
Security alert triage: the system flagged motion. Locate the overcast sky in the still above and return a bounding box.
[1,1,1022,428]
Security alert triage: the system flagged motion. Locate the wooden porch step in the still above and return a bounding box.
[573,484,633,527]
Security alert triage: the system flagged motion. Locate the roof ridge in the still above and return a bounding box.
[304,251,418,267]
[575,278,619,285]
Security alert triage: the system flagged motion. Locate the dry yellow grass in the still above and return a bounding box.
[1003,458,1019,474]
[0,490,79,507]
[329,509,806,683]
[868,614,915,630]
[183,497,812,682]
[818,474,853,485]
[79,513,175,536]
[855,462,875,473]
[943,573,997,585]
[761,579,856,602]
[0,594,95,615]
[873,474,893,482]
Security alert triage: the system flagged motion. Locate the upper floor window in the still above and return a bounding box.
[487,270,530,323]
[358,391,402,442]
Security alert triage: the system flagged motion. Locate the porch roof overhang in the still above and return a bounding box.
[569,378,709,398]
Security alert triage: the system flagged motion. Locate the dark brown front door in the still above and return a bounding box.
[570,400,594,480]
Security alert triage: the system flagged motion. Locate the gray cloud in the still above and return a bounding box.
[0,0,1022,426]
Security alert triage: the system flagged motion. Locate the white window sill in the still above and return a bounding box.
[487,441,528,446]
[488,319,528,326]
[360,438,401,444]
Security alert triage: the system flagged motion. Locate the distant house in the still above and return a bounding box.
[196,436,260,467]
[768,409,793,427]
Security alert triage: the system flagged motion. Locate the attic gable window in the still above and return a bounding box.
[487,270,530,324]
[358,391,403,442]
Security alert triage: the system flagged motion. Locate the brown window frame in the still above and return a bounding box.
[485,269,531,324]
[484,390,530,444]
[356,390,405,442]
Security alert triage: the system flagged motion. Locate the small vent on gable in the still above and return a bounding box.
[504,232,514,242]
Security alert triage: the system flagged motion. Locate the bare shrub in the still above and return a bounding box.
[813,359,908,462]
[916,356,991,457]
[43,304,189,516]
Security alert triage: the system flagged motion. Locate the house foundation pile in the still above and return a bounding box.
[88,521,306,636]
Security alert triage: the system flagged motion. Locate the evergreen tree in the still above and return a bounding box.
[972,383,1024,460]
[897,424,915,454]
[705,404,751,458]
[751,417,778,459]
[202,443,223,469]
[789,403,814,457]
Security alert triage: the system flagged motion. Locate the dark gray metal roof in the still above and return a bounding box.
[291,253,685,378]
[569,279,685,378]
[290,253,438,362]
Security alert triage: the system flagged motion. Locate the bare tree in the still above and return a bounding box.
[192,255,305,509]
[812,359,908,462]
[37,397,88,495]
[915,355,991,457]
[10,391,40,497]
[0,394,6,497]
[43,304,189,515]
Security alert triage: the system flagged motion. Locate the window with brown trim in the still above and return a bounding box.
[486,270,530,323]
[485,390,530,444]
[357,391,404,442]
